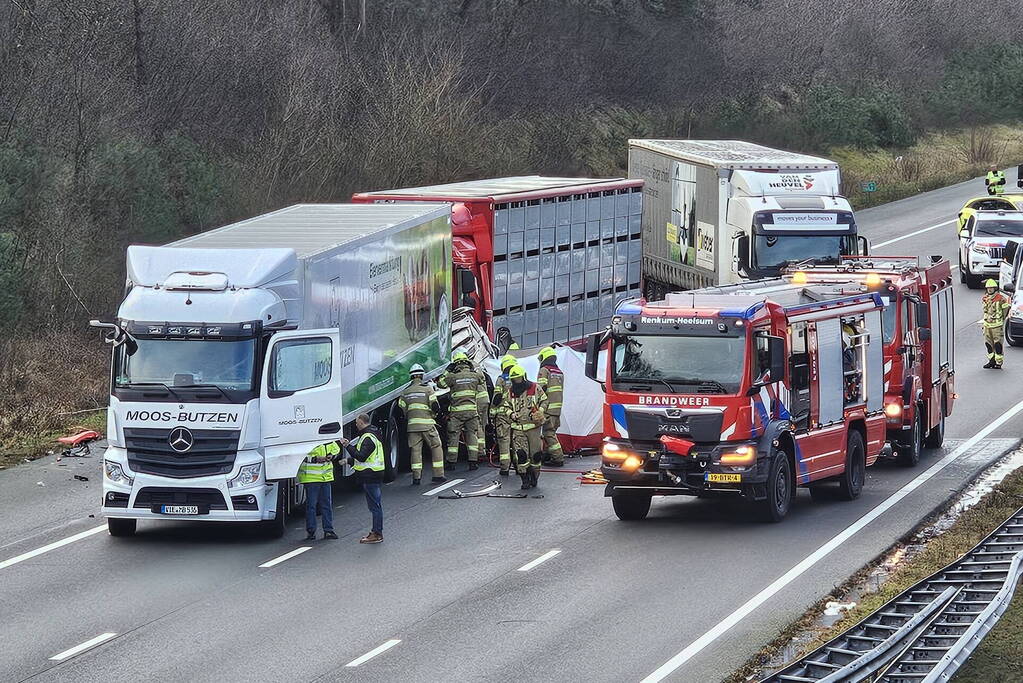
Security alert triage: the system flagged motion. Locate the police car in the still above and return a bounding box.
[959,210,1023,289]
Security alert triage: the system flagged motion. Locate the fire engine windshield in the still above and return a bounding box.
[114,338,257,392]
[612,334,745,393]
[753,235,852,271]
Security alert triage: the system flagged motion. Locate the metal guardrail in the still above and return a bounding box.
[761,506,1023,683]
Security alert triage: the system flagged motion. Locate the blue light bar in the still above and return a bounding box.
[718,302,764,319]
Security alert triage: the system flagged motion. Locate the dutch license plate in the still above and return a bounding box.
[705,473,741,483]
[160,505,200,515]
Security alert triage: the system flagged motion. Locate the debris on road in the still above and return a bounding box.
[36,481,45,487]
[487,492,528,499]
[439,480,502,499]
[74,475,89,482]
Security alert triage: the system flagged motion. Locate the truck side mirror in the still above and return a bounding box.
[915,301,929,326]
[857,235,870,256]
[733,235,749,273]
[768,336,786,382]
[458,268,476,298]
[585,333,601,382]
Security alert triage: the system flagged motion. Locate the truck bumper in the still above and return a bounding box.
[601,440,766,498]
[101,446,276,522]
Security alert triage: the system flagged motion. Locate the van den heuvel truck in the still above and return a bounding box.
[585,279,887,522]
[94,203,467,537]
[353,177,644,346]
[628,139,868,298]
[785,257,956,466]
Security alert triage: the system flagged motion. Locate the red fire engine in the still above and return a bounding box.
[585,280,888,522]
[785,256,956,466]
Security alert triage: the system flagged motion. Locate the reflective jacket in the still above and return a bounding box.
[509,382,547,431]
[536,364,564,417]
[438,364,480,413]
[491,372,511,418]
[399,381,439,432]
[345,426,385,482]
[983,291,1011,327]
[473,367,490,411]
[986,170,1006,195]
[298,441,339,483]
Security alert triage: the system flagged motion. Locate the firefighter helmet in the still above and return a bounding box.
[509,365,527,381]
[537,346,556,362]
[500,354,517,371]
[985,279,998,289]
[409,363,425,376]
[451,351,468,363]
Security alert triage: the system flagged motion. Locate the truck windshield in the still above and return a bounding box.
[612,334,745,393]
[115,338,257,391]
[753,235,848,271]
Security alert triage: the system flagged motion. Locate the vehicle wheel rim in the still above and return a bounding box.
[775,464,789,512]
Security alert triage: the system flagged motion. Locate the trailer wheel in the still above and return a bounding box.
[612,493,652,521]
[756,454,792,522]
[107,518,136,537]
[261,482,288,539]
[897,413,922,467]
[838,430,866,500]
[924,397,946,449]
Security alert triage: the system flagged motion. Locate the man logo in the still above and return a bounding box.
[168,427,194,453]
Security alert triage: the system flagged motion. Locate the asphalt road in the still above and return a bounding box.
[3,171,1023,683]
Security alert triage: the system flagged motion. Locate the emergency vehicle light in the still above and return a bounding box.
[792,271,808,284]
[865,272,881,286]
[719,446,756,466]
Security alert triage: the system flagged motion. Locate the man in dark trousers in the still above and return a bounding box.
[341,413,386,544]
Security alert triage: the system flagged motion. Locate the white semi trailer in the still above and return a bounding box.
[629,139,869,298]
[94,203,485,537]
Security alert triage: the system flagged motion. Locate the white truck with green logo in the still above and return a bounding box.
[93,203,485,537]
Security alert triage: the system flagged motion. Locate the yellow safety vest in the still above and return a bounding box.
[352,432,385,472]
[298,442,338,483]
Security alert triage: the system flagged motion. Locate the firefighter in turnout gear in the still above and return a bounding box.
[472,360,491,464]
[982,279,1011,369]
[438,351,480,469]
[398,363,445,485]
[535,346,565,466]
[490,355,518,476]
[508,365,547,490]
[986,164,1007,196]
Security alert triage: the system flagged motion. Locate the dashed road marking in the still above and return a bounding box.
[258,546,311,568]
[50,632,117,661]
[345,639,401,667]
[518,549,561,572]
[0,525,106,571]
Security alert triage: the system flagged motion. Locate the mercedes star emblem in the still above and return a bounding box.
[168,427,194,453]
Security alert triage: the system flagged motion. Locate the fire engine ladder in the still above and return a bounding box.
[761,505,1023,683]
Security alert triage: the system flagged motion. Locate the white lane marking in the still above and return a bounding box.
[640,396,1023,683]
[423,478,464,496]
[0,525,106,571]
[345,639,401,667]
[258,546,311,568]
[872,219,954,248]
[49,632,117,661]
[517,549,562,572]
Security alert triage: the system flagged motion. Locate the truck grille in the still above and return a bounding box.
[124,428,239,478]
[133,487,227,510]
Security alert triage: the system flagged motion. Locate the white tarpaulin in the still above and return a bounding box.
[483,346,605,452]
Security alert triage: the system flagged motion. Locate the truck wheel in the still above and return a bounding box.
[383,418,401,483]
[838,430,866,500]
[756,454,792,522]
[261,482,288,539]
[924,400,945,449]
[897,413,922,467]
[612,493,652,521]
[107,518,136,537]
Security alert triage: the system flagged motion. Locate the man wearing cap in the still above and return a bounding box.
[535,346,566,467]
[490,355,518,475]
[508,365,547,490]
[437,351,481,469]
[982,279,1011,369]
[398,363,445,485]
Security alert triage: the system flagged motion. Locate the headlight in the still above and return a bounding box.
[970,243,989,255]
[718,445,756,466]
[104,460,134,485]
[228,463,262,489]
[884,401,903,419]
[1010,303,1023,319]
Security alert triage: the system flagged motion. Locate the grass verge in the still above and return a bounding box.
[729,458,1023,683]
[0,410,106,470]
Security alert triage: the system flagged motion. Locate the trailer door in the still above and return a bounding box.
[260,329,343,480]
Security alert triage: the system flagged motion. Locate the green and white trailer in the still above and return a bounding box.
[94,203,481,537]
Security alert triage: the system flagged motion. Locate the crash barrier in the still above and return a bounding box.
[762,505,1023,683]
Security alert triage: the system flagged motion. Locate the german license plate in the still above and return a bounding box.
[705,473,741,483]
[160,505,199,515]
